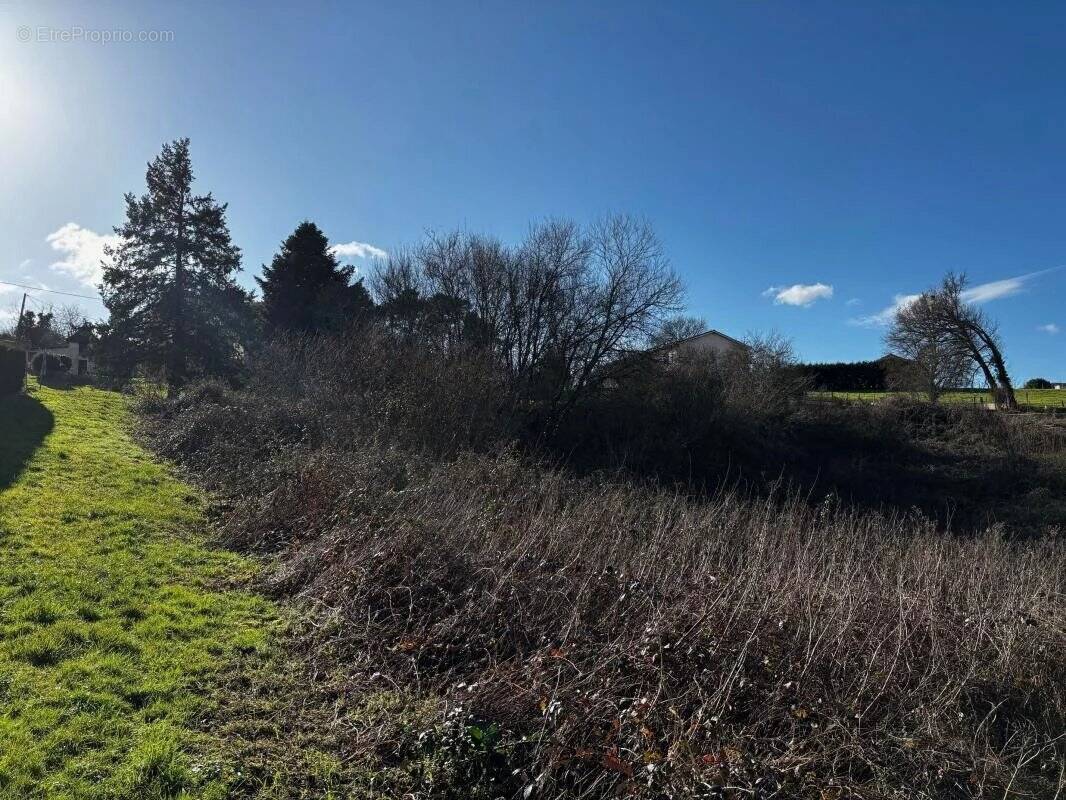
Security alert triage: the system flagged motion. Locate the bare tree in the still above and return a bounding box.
[886,295,973,403]
[888,273,1017,409]
[370,214,683,421]
[648,314,708,348]
[719,331,808,415]
[371,248,427,339]
[555,215,682,415]
[53,304,91,340]
[933,273,1017,409]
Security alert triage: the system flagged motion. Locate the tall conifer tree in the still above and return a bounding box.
[257,221,373,335]
[102,138,250,388]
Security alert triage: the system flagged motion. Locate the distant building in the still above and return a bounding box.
[656,329,750,362]
[603,328,749,389]
[27,342,94,377]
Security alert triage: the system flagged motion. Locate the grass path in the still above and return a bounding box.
[0,384,277,799]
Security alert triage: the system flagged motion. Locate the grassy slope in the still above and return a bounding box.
[0,383,275,799]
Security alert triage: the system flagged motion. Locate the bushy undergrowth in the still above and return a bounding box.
[555,359,1066,532]
[139,333,1066,799]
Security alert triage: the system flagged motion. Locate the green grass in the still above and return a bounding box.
[0,383,277,799]
[812,388,1066,408]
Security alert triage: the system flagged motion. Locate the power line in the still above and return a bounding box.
[22,295,50,309]
[0,280,102,301]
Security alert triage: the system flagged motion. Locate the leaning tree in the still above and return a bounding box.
[886,294,973,403]
[889,272,1017,409]
[101,138,253,389]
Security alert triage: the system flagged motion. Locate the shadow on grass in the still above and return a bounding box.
[0,391,55,490]
[36,375,76,391]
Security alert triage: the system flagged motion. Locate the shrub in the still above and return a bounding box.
[0,346,26,396]
[30,352,63,376]
[1025,377,1053,389]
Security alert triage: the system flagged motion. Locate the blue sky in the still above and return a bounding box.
[1,0,1062,380]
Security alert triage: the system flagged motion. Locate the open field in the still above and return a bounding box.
[0,383,281,798]
[812,388,1066,408]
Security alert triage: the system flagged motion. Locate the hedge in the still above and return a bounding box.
[30,352,65,376]
[797,358,895,392]
[0,346,26,396]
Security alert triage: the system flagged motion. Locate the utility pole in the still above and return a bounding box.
[13,292,27,348]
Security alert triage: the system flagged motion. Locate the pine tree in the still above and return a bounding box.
[257,221,373,335]
[101,138,251,389]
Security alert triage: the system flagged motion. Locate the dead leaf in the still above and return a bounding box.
[603,752,634,777]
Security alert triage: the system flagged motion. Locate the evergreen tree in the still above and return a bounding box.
[101,138,251,389]
[16,310,64,349]
[257,221,373,335]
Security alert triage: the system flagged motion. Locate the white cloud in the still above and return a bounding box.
[1039,323,1059,335]
[962,275,1028,303]
[762,282,834,307]
[849,293,921,327]
[960,267,1062,304]
[18,258,32,270]
[45,223,117,287]
[845,297,862,307]
[330,240,387,263]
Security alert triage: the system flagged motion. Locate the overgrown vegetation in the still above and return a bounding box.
[139,328,1066,799]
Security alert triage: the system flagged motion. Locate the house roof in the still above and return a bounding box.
[653,328,750,352]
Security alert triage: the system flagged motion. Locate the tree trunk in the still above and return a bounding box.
[169,193,187,393]
[970,355,999,405]
[985,342,1017,410]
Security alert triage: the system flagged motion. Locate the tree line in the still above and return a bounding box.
[797,358,898,392]
[89,139,684,422]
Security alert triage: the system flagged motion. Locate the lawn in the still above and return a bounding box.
[812,388,1066,408]
[0,383,277,799]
